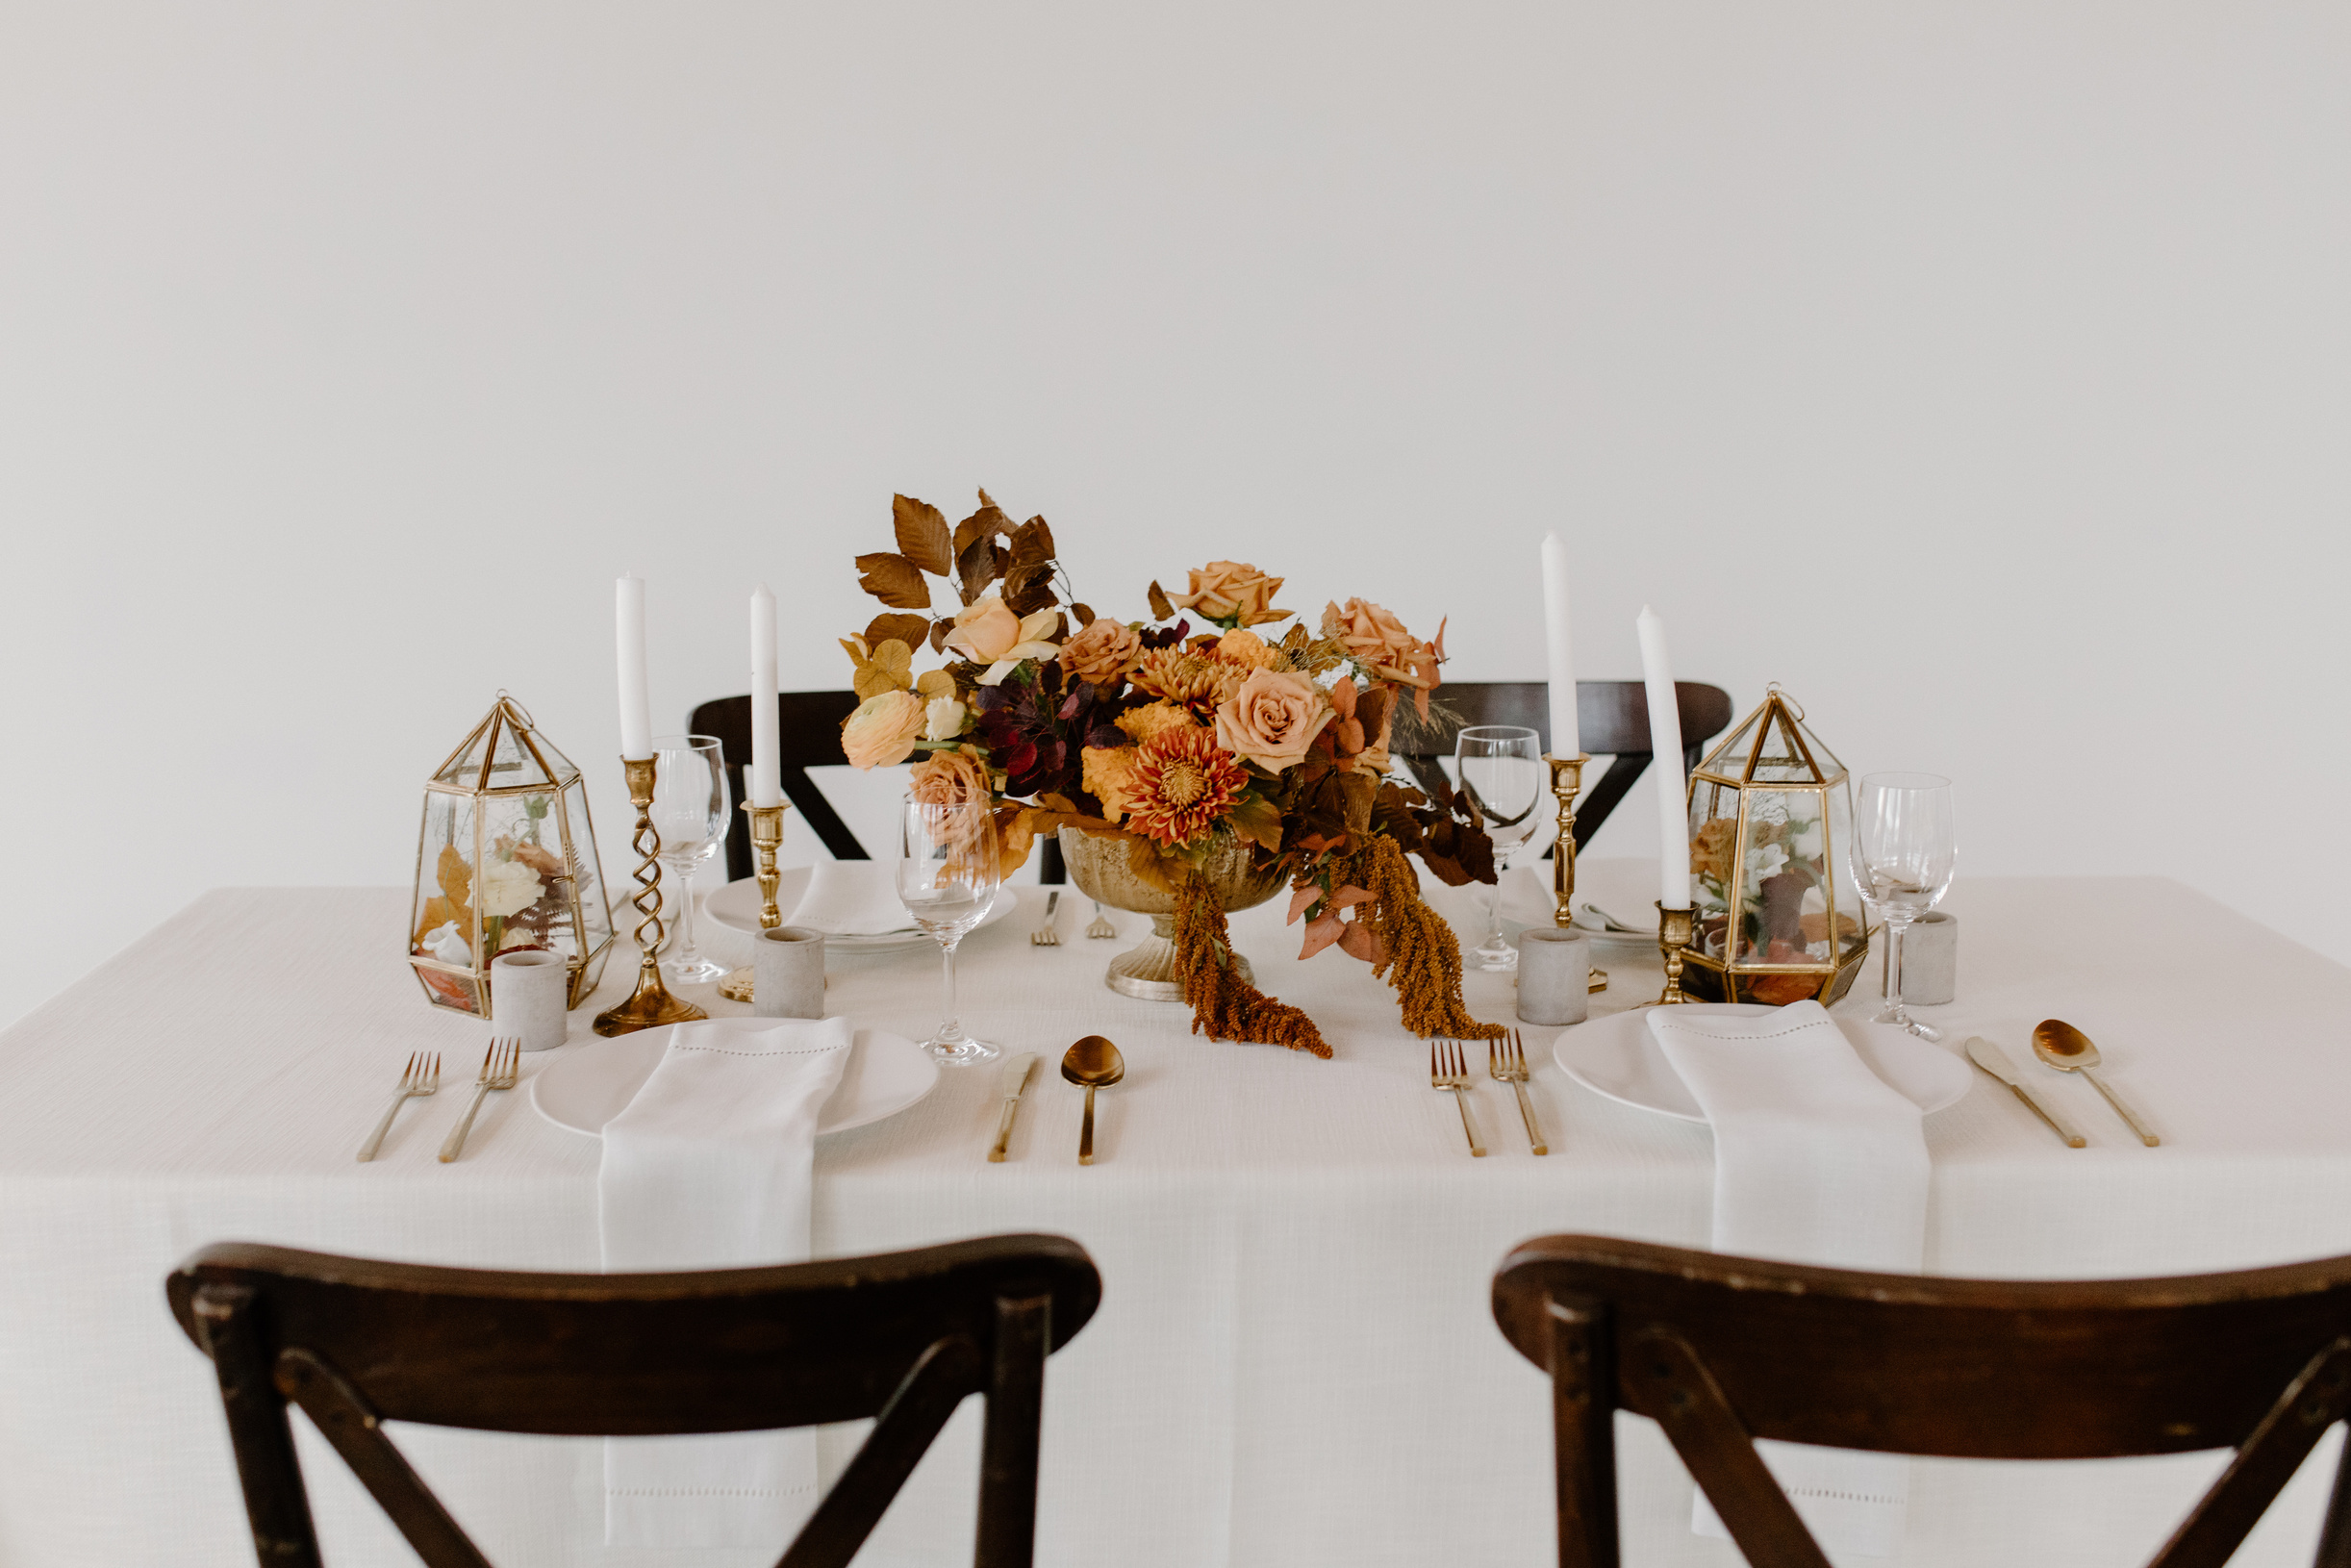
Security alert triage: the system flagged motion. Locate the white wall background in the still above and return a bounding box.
[4,0,2347,1029]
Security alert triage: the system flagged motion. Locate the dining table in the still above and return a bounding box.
[2,860,2349,1567]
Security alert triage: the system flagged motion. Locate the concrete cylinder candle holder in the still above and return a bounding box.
[1516,928,1592,1026]
[491,949,569,1051]
[752,926,827,1019]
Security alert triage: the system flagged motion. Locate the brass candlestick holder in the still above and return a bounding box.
[717,800,792,1003]
[594,756,708,1036]
[1655,902,1698,1007]
[1546,753,1607,994]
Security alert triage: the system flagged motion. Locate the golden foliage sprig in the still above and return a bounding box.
[1172,868,1331,1058]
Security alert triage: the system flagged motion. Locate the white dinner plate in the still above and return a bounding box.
[706,869,1014,951]
[530,1019,939,1138]
[1551,1003,1972,1124]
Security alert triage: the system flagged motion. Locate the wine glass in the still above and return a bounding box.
[897,797,1001,1066]
[650,734,729,984]
[1855,772,1956,1040]
[1455,725,1546,972]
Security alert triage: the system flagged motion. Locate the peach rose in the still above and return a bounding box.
[841,689,925,769]
[1213,669,1332,773]
[1169,561,1290,626]
[945,595,1062,684]
[943,596,1023,663]
[908,746,993,812]
[1060,617,1142,688]
[1324,597,1420,674]
[1214,628,1281,670]
[909,746,996,845]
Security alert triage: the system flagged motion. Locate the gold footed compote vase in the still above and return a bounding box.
[1059,827,1285,1001]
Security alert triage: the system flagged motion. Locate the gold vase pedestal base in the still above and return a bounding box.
[1104,914,1256,1001]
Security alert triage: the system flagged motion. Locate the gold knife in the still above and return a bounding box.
[1964,1036,2086,1148]
[987,1052,1040,1162]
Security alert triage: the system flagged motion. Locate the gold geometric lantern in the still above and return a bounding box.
[409,694,616,1017]
[1680,686,1874,1007]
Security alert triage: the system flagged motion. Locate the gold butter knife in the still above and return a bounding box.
[1964,1036,2086,1148]
[987,1052,1039,1162]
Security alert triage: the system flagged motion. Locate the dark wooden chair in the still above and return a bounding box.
[691,694,1068,887]
[167,1233,1101,1568]
[1493,1233,2351,1568]
[1396,681,1734,852]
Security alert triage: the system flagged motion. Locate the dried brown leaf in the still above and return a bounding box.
[863,612,930,651]
[891,494,954,575]
[1071,601,1097,627]
[953,503,1011,556]
[1001,561,1058,616]
[1147,580,1175,621]
[1008,516,1056,569]
[955,535,1004,606]
[855,551,932,610]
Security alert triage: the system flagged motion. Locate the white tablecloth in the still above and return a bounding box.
[4,863,2350,1567]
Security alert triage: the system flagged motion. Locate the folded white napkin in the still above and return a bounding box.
[597,1017,853,1549]
[1647,1000,1930,1561]
[789,860,916,936]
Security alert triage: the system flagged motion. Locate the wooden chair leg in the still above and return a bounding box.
[1549,1297,1619,1568]
[191,1284,322,1568]
[1625,1330,1832,1568]
[2152,1338,2351,1568]
[975,1292,1052,1568]
[2315,1422,2351,1568]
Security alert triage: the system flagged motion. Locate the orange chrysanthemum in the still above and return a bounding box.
[1129,646,1249,709]
[1123,726,1249,847]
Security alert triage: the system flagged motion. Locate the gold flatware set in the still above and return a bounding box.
[1428,1032,1551,1158]
[1966,1018,2161,1148]
[981,1035,1126,1165]
[356,1042,521,1163]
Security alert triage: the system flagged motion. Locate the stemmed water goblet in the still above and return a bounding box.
[1855,771,1956,1040]
[650,734,729,985]
[897,797,1002,1067]
[1455,725,1546,972]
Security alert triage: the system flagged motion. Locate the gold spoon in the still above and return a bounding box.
[1060,1035,1125,1166]
[2032,1020,2160,1146]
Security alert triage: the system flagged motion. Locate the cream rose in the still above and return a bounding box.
[1060,617,1143,688]
[841,689,925,769]
[1324,597,1420,674]
[478,859,544,920]
[1169,561,1289,626]
[1213,669,1332,773]
[923,695,969,742]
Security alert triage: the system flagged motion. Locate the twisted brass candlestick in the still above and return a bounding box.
[594,756,708,1036]
[717,801,792,1003]
[1654,901,1698,1007]
[1547,754,1607,993]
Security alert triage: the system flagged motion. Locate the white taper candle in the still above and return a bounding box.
[748,584,781,807]
[1540,532,1580,758]
[1635,605,1690,908]
[616,574,652,761]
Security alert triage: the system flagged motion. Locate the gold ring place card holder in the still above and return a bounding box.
[410,694,616,1019]
[594,756,709,1036]
[717,801,792,1003]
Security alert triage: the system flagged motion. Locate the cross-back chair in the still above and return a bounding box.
[691,694,1068,887]
[168,1233,1100,1568]
[1395,682,1733,852]
[1492,1233,2351,1568]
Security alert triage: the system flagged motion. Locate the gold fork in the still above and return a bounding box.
[357,1051,440,1162]
[1430,1038,1485,1157]
[1489,1030,1548,1155]
[1085,899,1117,939]
[1030,890,1061,947]
[438,1040,520,1163]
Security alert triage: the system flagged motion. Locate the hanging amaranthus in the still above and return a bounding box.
[1343,835,1504,1042]
[1172,867,1331,1057]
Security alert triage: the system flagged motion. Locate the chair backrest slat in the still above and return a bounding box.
[1494,1234,2351,1568]
[170,1234,1099,1568]
[1394,682,1732,850]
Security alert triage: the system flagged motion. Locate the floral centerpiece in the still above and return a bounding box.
[834,491,1504,1055]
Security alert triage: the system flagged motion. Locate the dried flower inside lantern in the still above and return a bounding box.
[409,695,616,1017]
